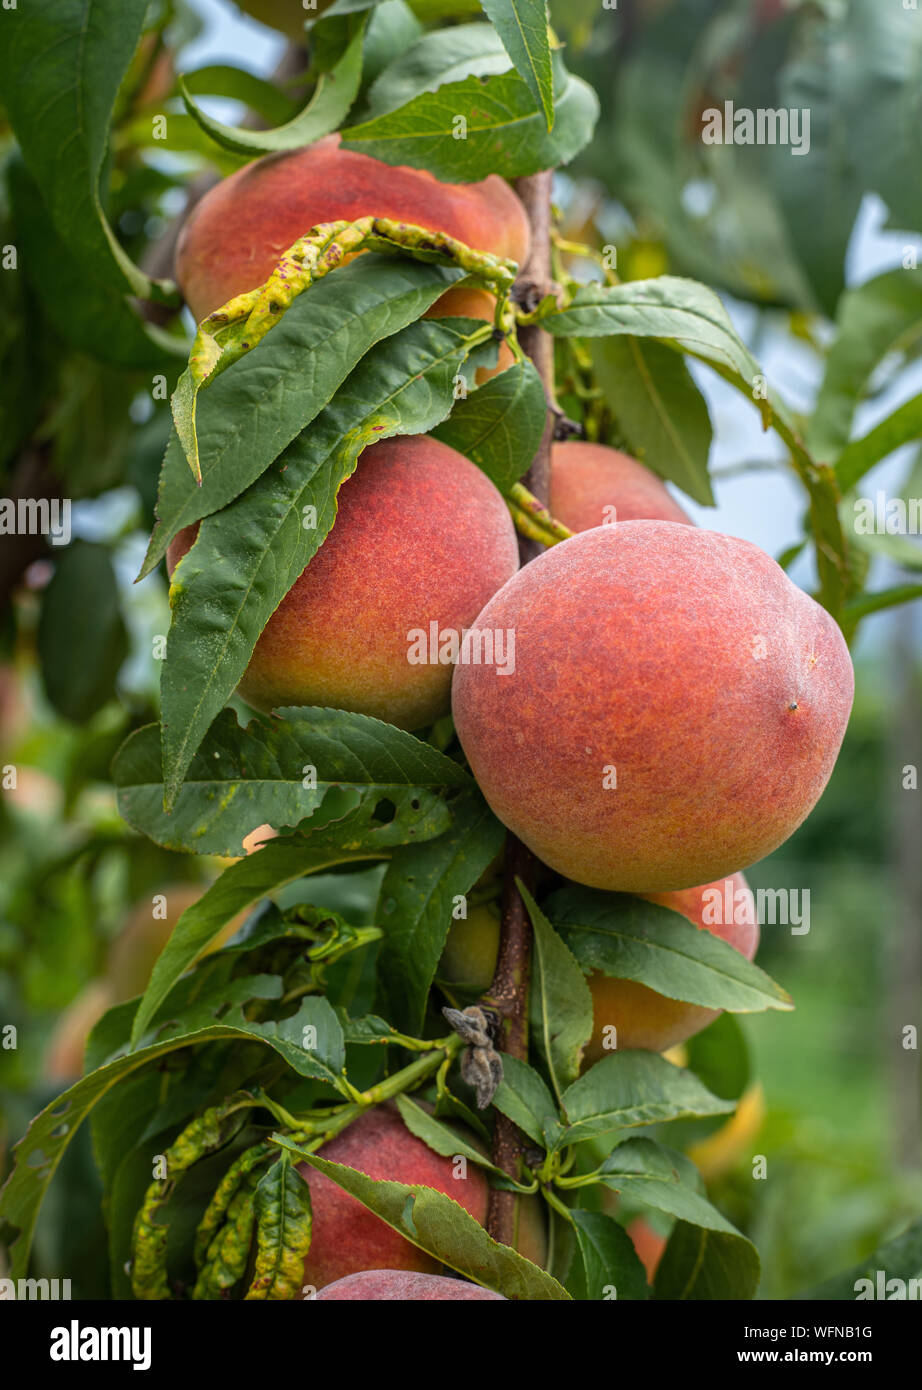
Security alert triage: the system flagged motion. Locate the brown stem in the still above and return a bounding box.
[485,170,555,1247]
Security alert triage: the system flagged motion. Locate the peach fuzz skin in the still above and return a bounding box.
[586,872,760,1059]
[314,1271,506,1301]
[296,1104,543,1290]
[452,522,854,893]
[550,440,693,533]
[167,435,519,731]
[175,134,530,376]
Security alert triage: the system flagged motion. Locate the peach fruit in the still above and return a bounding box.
[585,872,759,1059]
[549,441,692,533]
[297,1103,490,1290]
[175,134,530,375]
[452,521,854,892]
[315,1270,506,1300]
[168,435,519,729]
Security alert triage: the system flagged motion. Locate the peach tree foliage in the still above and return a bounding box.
[0,0,921,1302]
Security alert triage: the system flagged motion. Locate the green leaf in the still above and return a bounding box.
[432,360,548,492]
[589,337,714,506]
[37,542,129,724]
[181,20,366,156]
[0,1009,344,1282]
[247,1154,314,1300]
[180,65,299,127]
[797,1218,922,1300]
[841,583,922,624]
[545,277,765,406]
[377,790,505,1033]
[282,1141,570,1299]
[6,159,181,369]
[394,1096,505,1176]
[568,1210,650,1301]
[140,256,466,580]
[115,705,468,857]
[772,25,862,318]
[361,2,426,90]
[835,394,922,493]
[0,0,166,303]
[598,1138,742,1235]
[158,314,484,804]
[558,1053,734,1147]
[653,1219,760,1301]
[362,21,513,120]
[481,1,553,129]
[807,269,922,465]
[492,1055,560,1149]
[128,794,444,1046]
[342,50,598,181]
[683,1013,751,1104]
[519,883,593,1106]
[546,885,792,1015]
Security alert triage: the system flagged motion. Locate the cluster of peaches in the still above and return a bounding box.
[161,136,855,1297]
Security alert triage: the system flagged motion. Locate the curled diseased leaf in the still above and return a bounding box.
[173,217,518,482]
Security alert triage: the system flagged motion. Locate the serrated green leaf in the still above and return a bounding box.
[597,1138,742,1235]
[342,51,597,180]
[519,883,593,1106]
[128,794,448,1046]
[568,1210,650,1301]
[432,360,548,492]
[0,0,167,304]
[807,269,922,465]
[181,20,365,156]
[559,1053,734,1147]
[492,1055,560,1149]
[158,314,487,804]
[362,21,512,121]
[589,336,714,507]
[377,791,505,1033]
[0,1010,345,1283]
[546,885,792,1015]
[653,1219,760,1300]
[482,0,553,129]
[114,705,469,857]
[140,256,466,580]
[281,1141,570,1299]
[394,1096,505,1176]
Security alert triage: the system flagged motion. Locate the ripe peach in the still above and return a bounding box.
[585,872,759,1059]
[315,1270,506,1300]
[175,134,530,376]
[297,1103,490,1290]
[167,435,519,730]
[549,441,692,533]
[452,522,854,892]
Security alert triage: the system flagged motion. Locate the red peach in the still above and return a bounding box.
[452,521,854,892]
[167,435,519,730]
[297,1103,489,1290]
[175,135,530,377]
[586,872,759,1058]
[549,440,692,533]
[314,1269,506,1300]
